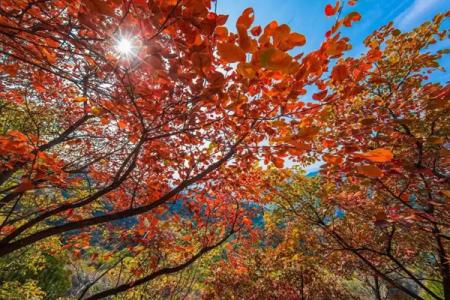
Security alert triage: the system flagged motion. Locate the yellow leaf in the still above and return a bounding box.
[389,53,400,64]
[91,106,102,116]
[73,96,88,103]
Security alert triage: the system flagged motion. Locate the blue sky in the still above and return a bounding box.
[217,0,450,79]
[217,0,449,52]
[216,0,449,172]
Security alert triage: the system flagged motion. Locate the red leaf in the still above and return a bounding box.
[272,157,284,168]
[13,178,34,193]
[331,64,349,82]
[357,165,383,178]
[325,2,340,17]
[250,25,262,36]
[312,90,328,101]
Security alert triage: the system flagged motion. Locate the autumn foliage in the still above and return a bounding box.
[0,0,449,299]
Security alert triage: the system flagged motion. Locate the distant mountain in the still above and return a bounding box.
[306,170,319,177]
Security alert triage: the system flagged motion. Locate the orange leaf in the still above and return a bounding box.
[0,225,16,234]
[297,126,320,140]
[272,157,284,168]
[45,38,60,48]
[8,130,29,142]
[217,43,246,63]
[287,33,306,47]
[236,266,248,274]
[181,235,192,241]
[41,48,57,64]
[367,47,382,62]
[323,154,342,165]
[343,12,361,27]
[357,165,383,177]
[236,7,254,30]
[237,62,256,79]
[259,48,292,71]
[73,96,88,103]
[118,120,126,129]
[215,26,228,39]
[238,27,252,52]
[356,148,393,163]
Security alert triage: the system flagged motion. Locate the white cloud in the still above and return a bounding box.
[395,0,446,29]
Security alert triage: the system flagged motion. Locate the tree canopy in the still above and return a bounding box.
[0,0,448,299]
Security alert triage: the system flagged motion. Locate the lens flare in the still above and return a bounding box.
[117,38,132,55]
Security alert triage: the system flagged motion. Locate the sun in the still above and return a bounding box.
[117,38,133,55]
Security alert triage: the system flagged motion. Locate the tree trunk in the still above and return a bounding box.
[434,226,450,300]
